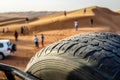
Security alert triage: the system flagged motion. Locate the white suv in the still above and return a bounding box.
[0,39,16,59]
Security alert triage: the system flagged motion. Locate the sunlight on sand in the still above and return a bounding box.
[0,6,120,70]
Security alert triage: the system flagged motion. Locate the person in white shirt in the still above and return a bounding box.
[33,35,39,48]
[74,20,78,31]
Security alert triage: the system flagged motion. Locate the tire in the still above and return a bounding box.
[0,53,4,60]
[25,32,120,80]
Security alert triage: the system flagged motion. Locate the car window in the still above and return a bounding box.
[0,43,4,48]
[7,42,9,46]
[7,42,11,47]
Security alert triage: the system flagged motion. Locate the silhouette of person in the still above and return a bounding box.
[64,11,67,16]
[89,18,94,27]
[74,20,78,31]
[40,34,44,47]
[25,18,29,23]
[14,30,18,41]
[23,26,26,34]
[20,26,24,34]
[2,28,4,33]
[84,8,86,14]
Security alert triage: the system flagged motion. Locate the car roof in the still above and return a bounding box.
[0,40,10,43]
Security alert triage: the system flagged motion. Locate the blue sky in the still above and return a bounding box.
[0,0,119,12]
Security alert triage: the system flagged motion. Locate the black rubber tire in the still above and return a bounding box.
[0,53,4,60]
[25,32,120,80]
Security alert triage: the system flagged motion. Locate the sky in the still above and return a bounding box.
[0,0,120,12]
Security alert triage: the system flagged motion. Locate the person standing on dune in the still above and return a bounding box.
[89,18,94,27]
[20,26,24,34]
[14,30,18,41]
[83,8,86,14]
[74,20,78,31]
[6,27,9,32]
[33,35,39,48]
[40,34,44,47]
[2,27,4,33]
[64,10,67,16]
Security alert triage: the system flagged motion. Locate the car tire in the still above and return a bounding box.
[25,32,120,80]
[0,53,4,60]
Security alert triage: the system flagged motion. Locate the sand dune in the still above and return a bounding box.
[118,10,120,13]
[0,11,58,27]
[29,6,120,34]
[1,6,120,33]
[0,6,120,70]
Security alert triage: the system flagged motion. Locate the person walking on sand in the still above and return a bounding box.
[40,34,44,47]
[14,30,18,41]
[20,26,24,34]
[83,8,86,14]
[64,10,67,16]
[2,27,4,33]
[23,26,26,34]
[74,20,78,31]
[33,35,39,48]
[6,27,9,32]
[89,18,94,27]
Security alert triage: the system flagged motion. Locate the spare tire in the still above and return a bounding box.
[25,32,120,80]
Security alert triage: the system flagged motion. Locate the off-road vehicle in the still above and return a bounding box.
[0,32,120,80]
[0,39,16,60]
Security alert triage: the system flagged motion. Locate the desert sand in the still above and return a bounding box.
[0,6,120,71]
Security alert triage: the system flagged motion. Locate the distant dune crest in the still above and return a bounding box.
[0,6,120,34]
